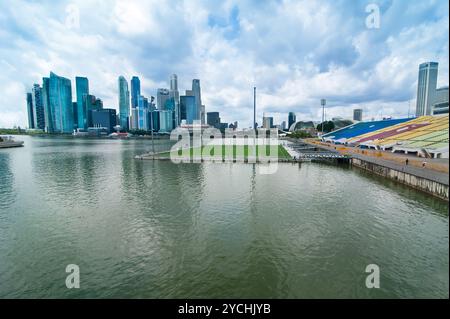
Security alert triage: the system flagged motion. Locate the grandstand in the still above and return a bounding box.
[321,118,410,144]
[322,115,449,159]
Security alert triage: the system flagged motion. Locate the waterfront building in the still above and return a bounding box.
[148,110,160,131]
[288,112,296,129]
[201,105,205,124]
[180,95,196,124]
[118,76,130,131]
[72,102,78,128]
[42,77,52,133]
[31,84,45,130]
[281,121,286,130]
[207,112,220,128]
[48,71,74,133]
[83,94,103,128]
[91,108,117,133]
[433,86,449,115]
[26,93,34,129]
[192,79,202,121]
[75,76,89,129]
[353,108,363,121]
[416,62,438,116]
[131,76,140,109]
[138,95,149,130]
[131,108,138,130]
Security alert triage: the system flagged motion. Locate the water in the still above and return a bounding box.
[0,136,448,298]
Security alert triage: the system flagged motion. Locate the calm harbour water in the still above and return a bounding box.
[0,135,448,298]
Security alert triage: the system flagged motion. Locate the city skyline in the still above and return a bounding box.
[0,0,449,128]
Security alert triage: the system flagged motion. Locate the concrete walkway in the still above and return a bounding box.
[352,153,449,185]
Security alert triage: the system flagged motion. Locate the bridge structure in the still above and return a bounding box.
[285,140,350,161]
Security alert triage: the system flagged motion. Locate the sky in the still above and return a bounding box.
[0,0,448,128]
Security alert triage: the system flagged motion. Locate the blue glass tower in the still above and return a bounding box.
[26,93,34,129]
[131,76,140,108]
[75,76,89,129]
[48,72,74,133]
[42,77,53,133]
[180,95,196,124]
[118,76,130,130]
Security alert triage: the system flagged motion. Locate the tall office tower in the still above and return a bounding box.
[72,102,78,128]
[288,112,296,130]
[207,112,220,128]
[48,72,74,133]
[353,109,363,121]
[91,108,117,133]
[281,121,286,130]
[169,74,180,125]
[31,84,45,130]
[262,115,273,129]
[138,95,149,130]
[42,77,52,133]
[432,87,449,115]
[131,76,141,108]
[82,94,103,128]
[118,76,130,130]
[180,95,196,124]
[192,79,202,121]
[159,110,174,133]
[26,93,34,129]
[416,62,438,116]
[201,105,205,124]
[75,76,89,129]
[157,88,170,110]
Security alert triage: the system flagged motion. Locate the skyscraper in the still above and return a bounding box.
[169,74,180,126]
[288,112,296,130]
[75,76,89,129]
[118,76,130,130]
[180,95,196,124]
[353,109,363,121]
[26,93,34,129]
[42,77,52,133]
[157,88,170,110]
[32,84,45,130]
[192,79,202,122]
[416,62,438,116]
[131,76,141,108]
[48,72,74,133]
[262,115,273,129]
[207,112,220,128]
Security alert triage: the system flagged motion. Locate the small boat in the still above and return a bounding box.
[0,135,24,148]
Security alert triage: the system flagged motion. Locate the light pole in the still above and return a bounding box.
[253,87,256,130]
[321,99,326,134]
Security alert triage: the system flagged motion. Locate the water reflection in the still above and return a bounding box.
[0,152,15,212]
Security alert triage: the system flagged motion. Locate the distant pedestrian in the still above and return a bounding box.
[405,158,409,166]
[422,161,426,168]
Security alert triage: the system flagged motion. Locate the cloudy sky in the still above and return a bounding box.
[0,0,448,128]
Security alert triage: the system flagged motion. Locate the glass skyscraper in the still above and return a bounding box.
[118,76,130,130]
[170,74,180,125]
[42,77,53,133]
[416,62,438,116]
[131,76,141,108]
[157,88,170,110]
[75,76,89,129]
[26,93,34,129]
[48,72,74,133]
[288,112,296,130]
[31,84,45,130]
[192,79,202,122]
[180,95,196,124]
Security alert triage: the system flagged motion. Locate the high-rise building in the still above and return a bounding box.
[26,93,34,129]
[91,108,117,133]
[48,72,74,133]
[353,108,363,121]
[201,105,205,124]
[138,95,149,130]
[83,94,103,128]
[281,121,286,131]
[75,76,89,129]
[192,79,202,121]
[433,87,449,115]
[180,95,196,124]
[157,88,170,110]
[72,102,78,128]
[31,84,45,130]
[170,74,180,126]
[159,110,174,132]
[207,112,220,128]
[288,112,296,130]
[262,115,273,129]
[416,62,438,116]
[42,77,52,133]
[131,76,141,108]
[118,76,130,130]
